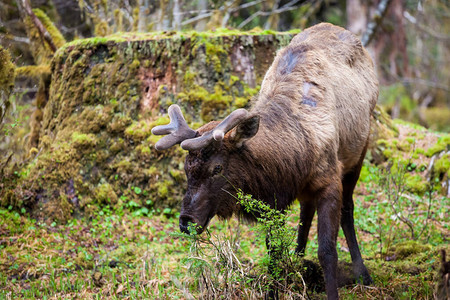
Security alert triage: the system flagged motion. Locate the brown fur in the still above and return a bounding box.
[436,250,450,300]
[177,23,378,299]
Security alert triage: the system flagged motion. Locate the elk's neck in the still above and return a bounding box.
[233,112,314,210]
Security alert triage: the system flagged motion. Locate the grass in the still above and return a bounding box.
[1,125,449,299]
[0,165,448,299]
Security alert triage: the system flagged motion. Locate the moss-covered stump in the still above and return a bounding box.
[1,30,299,222]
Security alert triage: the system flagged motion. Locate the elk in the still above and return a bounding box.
[152,23,378,299]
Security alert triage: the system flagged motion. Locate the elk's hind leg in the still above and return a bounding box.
[316,178,342,300]
[340,147,372,285]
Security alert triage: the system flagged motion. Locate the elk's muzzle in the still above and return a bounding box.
[179,215,198,234]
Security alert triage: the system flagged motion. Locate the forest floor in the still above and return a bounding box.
[0,122,449,299]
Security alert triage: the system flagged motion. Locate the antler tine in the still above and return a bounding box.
[151,105,197,151]
[180,109,249,151]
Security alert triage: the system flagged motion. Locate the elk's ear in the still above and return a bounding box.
[231,115,260,147]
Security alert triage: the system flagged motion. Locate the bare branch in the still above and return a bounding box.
[221,0,239,27]
[231,0,265,12]
[0,34,30,44]
[402,77,450,93]
[181,0,266,28]
[181,12,213,26]
[237,0,305,29]
[264,0,281,30]
[403,11,450,41]
[237,0,311,29]
[16,0,57,52]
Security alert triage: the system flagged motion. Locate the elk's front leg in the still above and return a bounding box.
[295,197,316,256]
[316,180,342,300]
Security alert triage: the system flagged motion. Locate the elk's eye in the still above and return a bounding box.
[212,165,223,176]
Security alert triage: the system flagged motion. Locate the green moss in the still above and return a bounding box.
[414,148,425,155]
[129,58,140,71]
[434,154,450,176]
[425,135,450,157]
[204,41,227,73]
[125,120,153,141]
[178,83,235,121]
[136,144,151,159]
[95,183,118,205]
[110,138,125,154]
[387,241,432,260]
[32,9,66,48]
[0,46,15,92]
[382,149,394,158]
[183,70,196,84]
[74,250,94,269]
[77,106,112,133]
[42,194,73,222]
[405,137,415,145]
[114,159,132,173]
[234,96,249,108]
[392,119,427,131]
[109,115,132,133]
[404,174,429,195]
[398,140,412,152]
[15,65,50,79]
[147,134,162,147]
[169,169,184,183]
[71,132,97,148]
[152,116,170,126]
[157,182,169,198]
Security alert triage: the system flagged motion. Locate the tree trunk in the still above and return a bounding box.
[346,0,367,36]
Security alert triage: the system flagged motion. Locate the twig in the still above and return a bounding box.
[403,11,450,41]
[401,77,450,93]
[0,34,30,44]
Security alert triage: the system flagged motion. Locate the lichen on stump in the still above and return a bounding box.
[3,30,297,222]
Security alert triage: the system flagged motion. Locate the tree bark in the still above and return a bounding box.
[361,0,393,47]
[346,0,367,36]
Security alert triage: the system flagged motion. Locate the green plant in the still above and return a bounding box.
[173,191,307,299]
[378,158,435,242]
[237,191,308,297]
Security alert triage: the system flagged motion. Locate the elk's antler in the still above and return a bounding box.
[180,108,249,151]
[151,104,250,151]
[151,105,197,151]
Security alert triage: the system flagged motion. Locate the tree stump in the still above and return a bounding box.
[5,30,298,221]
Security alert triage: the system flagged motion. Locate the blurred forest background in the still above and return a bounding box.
[1,0,449,132]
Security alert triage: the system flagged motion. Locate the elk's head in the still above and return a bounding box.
[151,105,260,234]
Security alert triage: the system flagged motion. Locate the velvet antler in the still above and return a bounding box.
[151,105,250,151]
[180,109,249,151]
[151,105,197,151]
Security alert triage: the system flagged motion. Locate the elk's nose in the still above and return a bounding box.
[179,215,195,234]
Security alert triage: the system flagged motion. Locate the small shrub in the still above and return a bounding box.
[176,191,308,299]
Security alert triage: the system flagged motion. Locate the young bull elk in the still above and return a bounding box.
[152,23,378,299]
